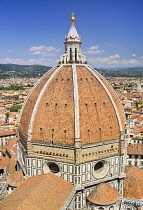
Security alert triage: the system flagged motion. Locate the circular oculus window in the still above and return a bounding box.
[43,162,61,176]
[48,162,60,173]
[93,160,109,178]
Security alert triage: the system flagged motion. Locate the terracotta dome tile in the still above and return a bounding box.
[20,67,57,137]
[87,182,120,205]
[19,65,125,146]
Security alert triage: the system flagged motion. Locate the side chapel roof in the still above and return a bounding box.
[87,182,120,205]
[0,173,74,210]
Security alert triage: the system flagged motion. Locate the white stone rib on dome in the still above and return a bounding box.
[72,64,80,140]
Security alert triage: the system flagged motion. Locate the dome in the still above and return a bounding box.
[87,182,120,205]
[19,64,125,147]
[137,83,141,87]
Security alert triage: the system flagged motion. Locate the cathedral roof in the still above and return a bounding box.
[87,182,120,205]
[19,15,125,148]
[19,65,125,146]
[6,156,17,175]
[1,173,74,210]
[7,169,24,187]
[124,165,143,199]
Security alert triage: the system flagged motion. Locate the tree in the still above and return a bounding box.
[10,105,22,112]
[5,112,10,122]
[136,102,139,110]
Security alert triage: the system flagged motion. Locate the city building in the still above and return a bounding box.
[1,15,143,210]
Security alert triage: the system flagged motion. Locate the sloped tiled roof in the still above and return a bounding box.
[124,165,143,199]
[6,156,17,175]
[7,169,24,187]
[87,182,120,205]
[0,156,9,169]
[127,144,143,155]
[0,129,16,137]
[0,173,74,210]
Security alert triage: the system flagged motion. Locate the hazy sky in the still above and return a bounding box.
[0,0,143,68]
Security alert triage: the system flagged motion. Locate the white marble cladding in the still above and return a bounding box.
[66,181,121,210]
[17,142,26,174]
[26,155,124,187]
[121,197,143,210]
[24,155,125,210]
[86,201,120,210]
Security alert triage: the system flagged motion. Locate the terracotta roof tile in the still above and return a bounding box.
[127,144,143,155]
[87,182,120,205]
[0,173,74,210]
[131,127,143,135]
[77,66,123,144]
[124,165,143,199]
[7,169,24,187]
[20,65,125,146]
[6,156,17,175]
[0,129,16,137]
[131,114,141,119]
[0,156,9,169]
[20,67,57,137]
[32,66,75,145]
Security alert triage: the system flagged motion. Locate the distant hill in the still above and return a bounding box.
[0,63,143,79]
[119,67,143,75]
[95,67,143,77]
[100,66,143,71]
[0,64,51,79]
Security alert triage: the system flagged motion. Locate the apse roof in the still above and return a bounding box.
[87,182,120,205]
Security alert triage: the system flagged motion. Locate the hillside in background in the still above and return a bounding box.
[0,64,143,79]
[95,67,143,77]
[0,64,51,79]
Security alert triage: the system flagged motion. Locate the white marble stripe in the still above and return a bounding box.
[28,65,63,139]
[72,64,80,139]
[84,64,123,131]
